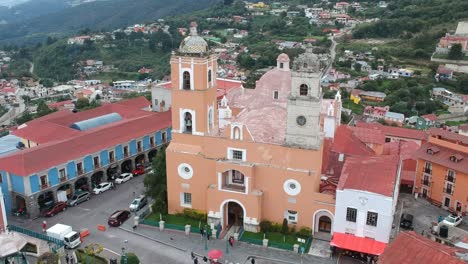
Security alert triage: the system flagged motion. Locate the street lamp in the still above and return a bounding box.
[122,240,128,264]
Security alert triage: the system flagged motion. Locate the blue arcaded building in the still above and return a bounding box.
[0,97,171,218]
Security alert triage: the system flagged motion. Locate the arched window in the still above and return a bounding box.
[183,71,191,90]
[184,112,192,133]
[233,127,241,140]
[208,109,213,127]
[300,84,308,96]
[280,63,284,69]
[208,70,212,83]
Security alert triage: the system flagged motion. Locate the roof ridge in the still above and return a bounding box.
[403,232,460,257]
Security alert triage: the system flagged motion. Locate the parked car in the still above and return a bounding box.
[68,191,90,206]
[400,213,414,229]
[108,210,131,227]
[442,214,463,227]
[93,182,112,194]
[129,196,148,212]
[44,202,67,217]
[132,165,145,176]
[115,173,133,184]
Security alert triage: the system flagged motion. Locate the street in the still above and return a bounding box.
[9,176,192,264]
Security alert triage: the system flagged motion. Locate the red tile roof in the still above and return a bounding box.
[379,231,467,264]
[348,126,385,144]
[460,124,468,131]
[1,97,171,176]
[413,142,468,174]
[331,126,375,156]
[428,127,468,145]
[331,232,387,255]
[421,113,437,121]
[338,155,399,196]
[356,122,428,141]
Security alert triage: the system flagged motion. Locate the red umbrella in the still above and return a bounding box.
[207,249,223,260]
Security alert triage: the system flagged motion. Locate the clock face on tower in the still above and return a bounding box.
[296,115,307,126]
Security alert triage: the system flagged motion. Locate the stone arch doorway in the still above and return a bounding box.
[121,159,133,173]
[57,183,72,199]
[15,195,26,210]
[318,216,332,233]
[221,200,245,228]
[90,171,104,188]
[313,210,334,240]
[74,177,89,192]
[38,191,55,210]
[148,149,157,162]
[135,154,146,167]
[107,165,119,181]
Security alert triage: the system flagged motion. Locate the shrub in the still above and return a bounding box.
[122,253,140,264]
[37,252,59,264]
[297,227,312,238]
[259,220,272,233]
[183,208,207,222]
[270,223,282,233]
[290,225,296,235]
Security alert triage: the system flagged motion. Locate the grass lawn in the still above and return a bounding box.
[242,231,299,245]
[76,250,107,264]
[146,212,204,227]
[445,119,468,126]
[343,99,365,115]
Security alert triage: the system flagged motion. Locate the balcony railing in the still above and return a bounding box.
[41,183,48,190]
[443,188,454,195]
[421,179,431,186]
[221,183,246,193]
[445,175,456,183]
[423,168,432,174]
[59,176,67,183]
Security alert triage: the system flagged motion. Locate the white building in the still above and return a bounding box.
[331,155,401,256]
[113,80,136,89]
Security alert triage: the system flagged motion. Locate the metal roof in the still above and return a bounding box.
[70,112,122,131]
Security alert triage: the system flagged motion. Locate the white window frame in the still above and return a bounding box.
[180,68,194,91]
[180,192,192,208]
[346,207,357,223]
[286,210,298,224]
[366,211,378,227]
[227,147,246,161]
[230,124,243,140]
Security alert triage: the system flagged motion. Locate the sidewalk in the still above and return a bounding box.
[120,221,336,264]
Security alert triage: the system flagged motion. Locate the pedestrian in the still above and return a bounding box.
[229,236,234,247]
[66,254,70,264]
[200,227,205,238]
[207,229,211,240]
[42,220,47,233]
[70,255,74,264]
[193,257,198,264]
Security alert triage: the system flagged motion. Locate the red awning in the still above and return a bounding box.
[331,232,387,255]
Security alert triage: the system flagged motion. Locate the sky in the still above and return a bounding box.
[0,0,30,7]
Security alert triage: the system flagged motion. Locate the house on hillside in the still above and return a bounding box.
[360,91,386,102]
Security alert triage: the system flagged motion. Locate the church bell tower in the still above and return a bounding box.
[285,45,323,149]
[170,22,218,136]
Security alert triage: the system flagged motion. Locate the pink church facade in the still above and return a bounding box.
[162,22,341,235]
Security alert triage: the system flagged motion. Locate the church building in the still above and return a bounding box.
[161,22,341,236]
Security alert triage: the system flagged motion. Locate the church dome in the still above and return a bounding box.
[293,44,321,72]
[277,53,290,62]
[179,22,208,54]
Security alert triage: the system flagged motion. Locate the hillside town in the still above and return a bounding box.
[0,1,468,264]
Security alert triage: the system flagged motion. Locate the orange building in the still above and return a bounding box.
[414,128,468,214]
[164,22,341,235]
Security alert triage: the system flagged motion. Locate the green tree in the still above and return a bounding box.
[36,100,55,117]
[40,79,54,88]
[15,110,34,125]
[75,98,90,109]
[448,44,464,60]
[144,146,168,214]
[281,218,288,235]
[122,253,140,264]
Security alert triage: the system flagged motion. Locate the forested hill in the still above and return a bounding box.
[351,0,468,58]
[0,0,219,45]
